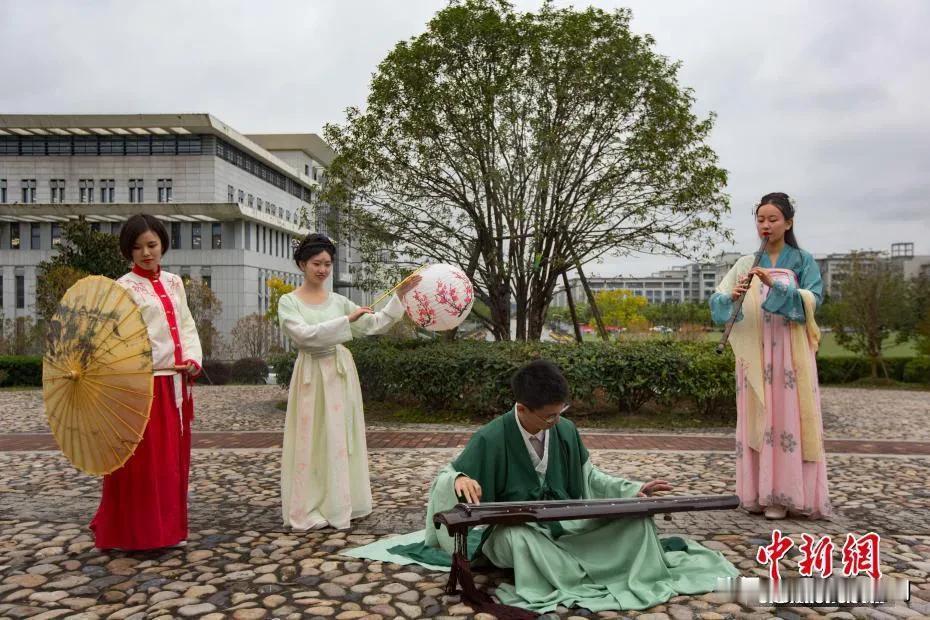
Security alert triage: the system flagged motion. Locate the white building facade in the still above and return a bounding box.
[0,113,361,338]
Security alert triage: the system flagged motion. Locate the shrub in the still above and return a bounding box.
[268,341,926,423]
[817,356,914,383]
[271,352,297,390]
[903,357,930,384]
[231,358,269,384]
[269,340,738,419]
[201,360,231,386]
[0,356,43,387]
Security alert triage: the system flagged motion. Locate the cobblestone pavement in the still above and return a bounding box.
[1,387,929,619]
[2,385,929,440]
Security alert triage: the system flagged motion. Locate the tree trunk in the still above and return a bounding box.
[575,263,608,341]
[488,281,511,341]
[515,280,528,342]
[562,271,584,343]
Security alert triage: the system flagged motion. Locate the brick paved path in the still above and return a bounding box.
[3,430,929,455]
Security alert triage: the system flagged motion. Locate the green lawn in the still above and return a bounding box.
[814,332,917,357]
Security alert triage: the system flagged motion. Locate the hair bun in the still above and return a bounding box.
[293,233,337,266]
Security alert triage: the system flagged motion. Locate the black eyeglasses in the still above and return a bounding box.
[525,403,571,423]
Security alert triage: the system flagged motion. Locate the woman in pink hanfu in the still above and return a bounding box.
[710,193,831,520]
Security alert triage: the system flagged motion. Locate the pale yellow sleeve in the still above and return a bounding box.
[278,294,352,348]
[347,294,406,337]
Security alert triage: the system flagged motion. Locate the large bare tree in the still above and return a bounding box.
[323,0,731,340]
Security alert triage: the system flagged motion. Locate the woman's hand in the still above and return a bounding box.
[748,267,774,288]
[454,475,482,504]
[174,362,200,376]
[637,479,673,497]
[348,307,374,322]
[731,275,750,301]
[396,274,423,298]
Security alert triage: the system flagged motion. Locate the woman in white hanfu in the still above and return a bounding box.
[277,234,421,530]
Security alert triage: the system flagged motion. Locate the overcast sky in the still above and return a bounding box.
[2,0,928,277]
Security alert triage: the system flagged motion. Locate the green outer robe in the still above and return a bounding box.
[391,410,739,613]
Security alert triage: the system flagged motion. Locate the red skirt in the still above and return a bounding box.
[90,376,193,550]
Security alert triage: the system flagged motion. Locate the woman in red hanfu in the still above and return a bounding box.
[90,214,202,550]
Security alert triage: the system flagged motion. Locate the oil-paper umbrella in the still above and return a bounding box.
[42,276,154,475]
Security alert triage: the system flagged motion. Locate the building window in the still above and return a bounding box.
[21,179,36,203]
[10,222,21,249]
[79,179,95,203]
[90,222,101,232]
[248,194,253,208]
[237,190,244,205]
[100,179,115,203]
[50,179,66,203]
[125,136,151,155]
[15,275,25,309]
[202,275,211,289]
[157,179,173,203]
[0,179,6,203]
[112,222,122,237]
[97,136,123,155]
[30,223,41,249]
[128,179,144,203]
[171,222,181,249]
[212,223,222,249]
[151,136,177,154]
[177,135,202,154]
[191,223,202,249]
[227,185,234,202]
[51,223,62,247]
[257,198,262,211]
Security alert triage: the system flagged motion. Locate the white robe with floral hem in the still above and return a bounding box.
[278,291,405,530]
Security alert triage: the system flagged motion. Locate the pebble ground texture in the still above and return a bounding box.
[1,385,929,620]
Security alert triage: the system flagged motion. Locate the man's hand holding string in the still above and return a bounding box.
[638,479,673,497]
[454,475,482,504]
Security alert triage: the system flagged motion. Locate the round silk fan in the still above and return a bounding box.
[42,276,154,475]
[401,264,475,331]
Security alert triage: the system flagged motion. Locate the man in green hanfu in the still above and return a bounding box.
[350,360,739,614]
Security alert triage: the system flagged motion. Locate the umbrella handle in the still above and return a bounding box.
[154,364,213,385]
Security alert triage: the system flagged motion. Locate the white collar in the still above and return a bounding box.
[515,408,546,442]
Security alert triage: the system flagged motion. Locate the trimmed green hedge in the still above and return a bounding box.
[231,358,269,385]
[272,340,740,420]
[270,342,929,421]
[816,356,915,383]
[903,357,930,384]
[0,356,42,387]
